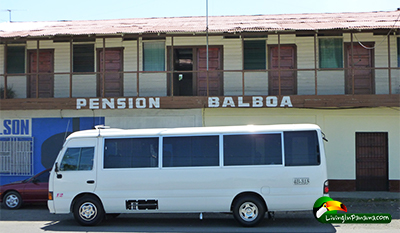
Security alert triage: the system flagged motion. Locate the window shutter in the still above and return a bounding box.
[73,44,94,72]
[143,42,165,71]
[7,46,25,74]
[319,38,343,68]
[244,40,266,70]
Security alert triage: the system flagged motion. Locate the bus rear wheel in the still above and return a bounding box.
[232,196,266,227]
[73,196,105,226]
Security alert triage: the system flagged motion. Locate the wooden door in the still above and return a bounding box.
[28,50,54,98]
[356,132,388,191]
[197,48,222,96]
[345,43,374,94]
[268,45,297,95]
[98,49,123,97]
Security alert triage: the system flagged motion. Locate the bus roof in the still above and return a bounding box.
[66,124,321,139]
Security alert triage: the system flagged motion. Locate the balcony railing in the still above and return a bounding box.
[1,32,399,110]
[1,66,399,99]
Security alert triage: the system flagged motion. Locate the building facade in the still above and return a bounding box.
[0,11,399,191]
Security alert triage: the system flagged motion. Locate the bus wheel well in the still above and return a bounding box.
[230,192,267,212]
[70,193,103,213]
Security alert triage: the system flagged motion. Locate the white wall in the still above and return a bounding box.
[105,109,203,129]
[204,107,400,180]
[1,106,399,181]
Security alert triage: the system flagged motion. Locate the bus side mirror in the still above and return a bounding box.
[54,162,59,173]
[322,132,328,142]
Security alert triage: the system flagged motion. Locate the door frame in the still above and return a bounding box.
[167,45,223,96]
[355,132,389,191]
[167,47,197,96]
[96,47,124,97]
[267,44,297,95]
[344,42,375,94]
[27,49,54,98]
[196,46,224,96]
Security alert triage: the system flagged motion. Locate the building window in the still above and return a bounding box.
[104,138,158,169]
[143,41,165,71]
[319,38,343,68]
[0,137,33,175]
[163,136,219,167]
[244,40,266,70]
[73,44,94,72]
[224,133,282,166]
[6,46,25,74]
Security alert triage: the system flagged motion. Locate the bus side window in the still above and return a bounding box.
[104,138,158,169]
[284,131,320,166]
[162,136,219,167]
[60,147,94,171]
[224,133,282,166]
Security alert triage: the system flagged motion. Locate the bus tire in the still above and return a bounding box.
[232,195,266,227]
[73,196,105,226]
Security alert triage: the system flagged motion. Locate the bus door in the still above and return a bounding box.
[52,138,98,212]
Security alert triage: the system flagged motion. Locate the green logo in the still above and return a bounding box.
[313,197,391,224]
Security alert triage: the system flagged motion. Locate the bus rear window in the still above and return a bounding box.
[284,131,320,166]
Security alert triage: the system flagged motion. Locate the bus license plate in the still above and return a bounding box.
[293,177,310,185]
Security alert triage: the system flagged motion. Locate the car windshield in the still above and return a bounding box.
[22,176,34,183]
[21,170,49,183]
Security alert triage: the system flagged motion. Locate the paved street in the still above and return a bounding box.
[0,205,334,233]
[0,198,399,233]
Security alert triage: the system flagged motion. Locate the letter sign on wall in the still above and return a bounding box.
[0,119,32,137]
[76,96,293,109]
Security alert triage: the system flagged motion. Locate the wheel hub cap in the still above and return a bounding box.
[79,202,97,221]
[6,194,19,208]
[239,202,259,221]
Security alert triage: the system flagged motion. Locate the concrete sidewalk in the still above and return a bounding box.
[330,191,400,200]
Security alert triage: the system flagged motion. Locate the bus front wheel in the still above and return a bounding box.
[73,196,105,226]
[232,196,266,227]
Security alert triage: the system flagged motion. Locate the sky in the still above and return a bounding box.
[0,0,398,23]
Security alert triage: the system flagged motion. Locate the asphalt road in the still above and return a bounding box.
[0,199,399,233]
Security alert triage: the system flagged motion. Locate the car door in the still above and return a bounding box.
[22,170,50,202]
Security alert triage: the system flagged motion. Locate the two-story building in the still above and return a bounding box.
[0,10,399,191]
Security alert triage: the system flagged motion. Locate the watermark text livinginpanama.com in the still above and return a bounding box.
[313,197,392,224]
[322,213,391,224]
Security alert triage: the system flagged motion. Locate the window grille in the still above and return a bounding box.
[0,137,34,176]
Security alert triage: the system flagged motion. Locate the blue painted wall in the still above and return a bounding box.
[0,117,104,185]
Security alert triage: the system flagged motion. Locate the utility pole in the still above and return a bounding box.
[206,0,209,96]
[1,9,24,22]
[7,9,11,22]
[5,9,13,22]
[206,0,209,72]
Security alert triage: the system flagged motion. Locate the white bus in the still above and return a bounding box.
[48,124,328,227]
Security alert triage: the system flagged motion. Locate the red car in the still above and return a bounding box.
[0,169,50,209]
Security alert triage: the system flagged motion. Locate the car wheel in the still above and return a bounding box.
[73,196,105,226]
[3,191,23,209]
[232,195,266,227]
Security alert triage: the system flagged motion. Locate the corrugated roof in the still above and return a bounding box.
[0,10,399,38]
